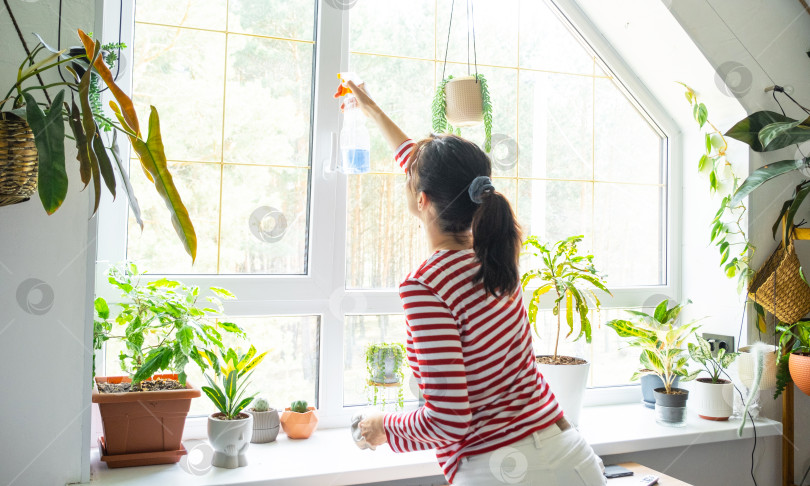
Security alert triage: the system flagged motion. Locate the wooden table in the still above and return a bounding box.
[606,462,693,485]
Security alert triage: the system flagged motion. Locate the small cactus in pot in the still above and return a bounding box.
[281,399,318,439]
[246,396,279,444]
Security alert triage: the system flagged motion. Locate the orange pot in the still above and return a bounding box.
[789,353,810,396]
[280,407,318,439]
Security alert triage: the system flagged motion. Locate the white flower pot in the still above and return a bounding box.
[738,344,777,391]
[369,352,402,385]
[207,413,253,469]
[693,378,734,421]
[246,408,280,443]
[445,76,484,127]
[535,357,589,426]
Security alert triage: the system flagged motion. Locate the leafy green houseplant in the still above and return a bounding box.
[688,335,739,421]
[0,27,196,261]
[520,235,610,426]
[203,346,267,469]
[521,235,611,362]
[775,319,810,398]
[365,342,407,410]
[93,262,246,385]
[606,300,701,394]
[432,73,493,152]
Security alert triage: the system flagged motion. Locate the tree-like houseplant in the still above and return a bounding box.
[202,346,268,469]
[688,335,739,420]
[365,342,407,411]
[432,73,493,152]
[92,263,246,467]
[606,300,701,426]
[280,400,319,439]
[0,26,196,261]
[521,235,611,425]
[245,397,280,444]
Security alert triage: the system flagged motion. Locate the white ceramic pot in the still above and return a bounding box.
[208,413,253,469]
[535,357,590,426]
[738,344,777,390]
[246,408,280,443]
[693,378,734,421]
[369,352,402,384]
[444,76,484,127]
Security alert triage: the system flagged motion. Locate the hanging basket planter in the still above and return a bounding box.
[0,112,38,207]
[747,232,810,324]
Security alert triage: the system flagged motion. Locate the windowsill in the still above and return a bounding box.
[88,404,782,485]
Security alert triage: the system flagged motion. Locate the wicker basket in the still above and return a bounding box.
[0,112,38,207]
[445,76,484,127]
[748,236,810,324]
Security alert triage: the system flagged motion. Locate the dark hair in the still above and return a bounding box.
[407,134,522,297]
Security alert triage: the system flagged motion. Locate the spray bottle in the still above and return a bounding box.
[336,72,370,174]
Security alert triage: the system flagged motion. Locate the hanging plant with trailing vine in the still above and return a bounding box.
[431,73,493,153]
[364,342,407,410]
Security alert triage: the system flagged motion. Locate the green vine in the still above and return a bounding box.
[431,74,493,152]
[679,83,755,293]
[364,342,407,410]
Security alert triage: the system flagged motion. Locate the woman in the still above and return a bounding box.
[342,80,606,486]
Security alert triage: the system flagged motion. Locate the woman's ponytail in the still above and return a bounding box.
[471,191,521,297]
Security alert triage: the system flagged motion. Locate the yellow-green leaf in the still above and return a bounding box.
[24,90,67,214]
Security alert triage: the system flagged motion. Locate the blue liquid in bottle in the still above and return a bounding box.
[341,148,370,174]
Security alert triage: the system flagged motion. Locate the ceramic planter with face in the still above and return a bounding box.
[693,378,734,420]
[208,413,253,469]
[280,407,319,439]
[535,357,589,426]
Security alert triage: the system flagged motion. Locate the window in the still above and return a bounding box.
[98,0,675,422]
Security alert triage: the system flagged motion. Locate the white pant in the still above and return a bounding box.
[452,425,606,485]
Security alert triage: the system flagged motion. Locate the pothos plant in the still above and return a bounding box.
[365,342,407,410]
[0,28,196,261]
[606,300,701,394]
[431,74,493,152]
[93,262,246,386]
[679,83,754,294]
[520,235,611,362]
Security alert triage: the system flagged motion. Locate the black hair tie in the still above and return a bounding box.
[468,176,495,204]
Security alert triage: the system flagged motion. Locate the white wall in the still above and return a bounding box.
[0,1,96,485]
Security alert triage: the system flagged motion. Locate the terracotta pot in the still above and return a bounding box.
[246,408,280,443]
[92,374,200,467]
[208,413,252,469]
[280,407,318,439]
[789,353,810,396]
[693,378,734,421]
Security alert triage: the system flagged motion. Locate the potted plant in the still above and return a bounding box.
[0,24,196,261]
[245,397,280,444]
[606,300,701,426]
[280,400,318,439]
[202,346,268,468]
[776,319,810,397]
[92,263,247,467]
[688,335,739,420]
[432,73,493,152]
[365,342,407,411]
[521,235,611,426]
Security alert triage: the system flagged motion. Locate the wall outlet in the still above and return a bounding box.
[702,333,735,355]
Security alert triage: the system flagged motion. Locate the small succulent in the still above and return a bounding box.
[252,397,270,412]
[290,400,309,413]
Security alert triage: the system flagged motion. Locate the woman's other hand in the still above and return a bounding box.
[359,412,388,446]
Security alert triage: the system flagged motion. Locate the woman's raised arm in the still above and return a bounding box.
[343,80,411,155]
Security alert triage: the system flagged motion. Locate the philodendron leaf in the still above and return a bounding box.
[783,183,810,243]
[24,90,67,214]
[92,127,117,201]
[729,158,807,206]
[725,111,795,152]
[66,100,91,188]
[108,130,143,229]
[111,102,197,262]
[758,116,810,151]
[78,39,103,213]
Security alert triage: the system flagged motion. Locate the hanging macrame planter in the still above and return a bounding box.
[0,112,38,206]
[432,0,493,152]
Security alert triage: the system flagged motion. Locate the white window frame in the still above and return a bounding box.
[95,0,682,429]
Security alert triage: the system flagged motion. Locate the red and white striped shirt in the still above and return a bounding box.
[383,140,562,483]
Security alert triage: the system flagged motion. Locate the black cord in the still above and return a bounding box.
[721,369,758,486]
[441,0,455,82]
[471,0,478,81]
[800,460,810,486]
[465,0,470,76]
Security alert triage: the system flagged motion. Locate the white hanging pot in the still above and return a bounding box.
[738,344,778,390]
[445,76,484,127]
